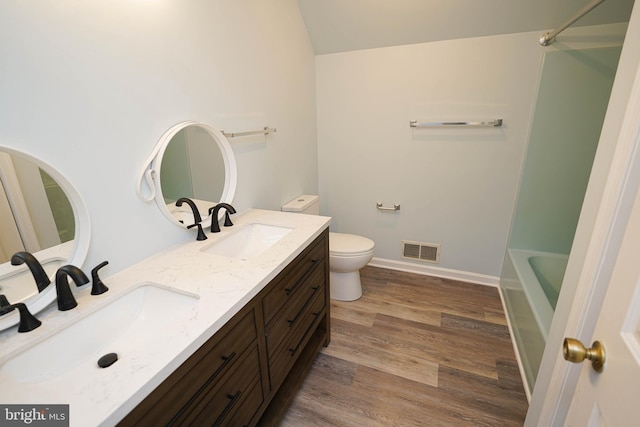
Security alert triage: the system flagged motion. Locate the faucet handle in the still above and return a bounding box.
[0,303,41,332]
[224,211,234,227]
[0,294,10,308]
[187,223,208,241]
[91,261,110,295]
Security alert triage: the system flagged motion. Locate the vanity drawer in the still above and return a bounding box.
[215,377,264,427]
[177,346,263,426]
[265,263,326,359]
[262,230,328,324]
[118,309,259,426]
[268,285,326,390]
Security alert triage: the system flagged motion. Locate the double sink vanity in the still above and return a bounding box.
[0,209,331,426]
[0,121,331,425]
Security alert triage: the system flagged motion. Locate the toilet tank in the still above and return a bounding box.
[282,195,319,215]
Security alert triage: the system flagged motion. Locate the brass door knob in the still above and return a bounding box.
[563,338,605,372]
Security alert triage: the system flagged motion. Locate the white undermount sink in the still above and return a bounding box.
[201,223,293,259]
[1,282,198,383]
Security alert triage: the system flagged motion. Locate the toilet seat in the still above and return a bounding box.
[329,232,375,256]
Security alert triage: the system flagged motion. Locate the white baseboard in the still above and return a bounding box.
[367,257,500,287]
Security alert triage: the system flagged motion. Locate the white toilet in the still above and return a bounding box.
[282,195,375,301]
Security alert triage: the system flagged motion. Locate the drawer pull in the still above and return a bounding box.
[284,258,322,296]
[212,352,237,380]
[221,352,236,361]
[166,351,239,425]
[289,312,320,357]
[287,286,321,327]
[213,390,242,427]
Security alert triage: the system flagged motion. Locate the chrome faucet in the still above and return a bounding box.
[175,197,202,225]
[208,203,236,233]
[0,302,41,332]
[11,251,50,292]
[55,265,89,311]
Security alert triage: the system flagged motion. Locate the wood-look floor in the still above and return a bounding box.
[281,266,528,426]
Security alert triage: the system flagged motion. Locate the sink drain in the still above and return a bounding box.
[97,353,118,368]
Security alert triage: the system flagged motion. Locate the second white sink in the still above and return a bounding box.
[202,223,293,259]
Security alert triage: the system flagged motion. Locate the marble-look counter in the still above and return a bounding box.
[0,209,331,426]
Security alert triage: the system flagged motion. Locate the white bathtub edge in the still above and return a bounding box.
[496,284,533,403]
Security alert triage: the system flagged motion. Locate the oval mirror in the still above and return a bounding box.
[0,145,90,331]
[136,121,237,228]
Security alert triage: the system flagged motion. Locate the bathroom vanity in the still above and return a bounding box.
[119,226,330,426]
[0,209,331,427]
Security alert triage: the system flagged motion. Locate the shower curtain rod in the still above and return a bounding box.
[539,0,606,46]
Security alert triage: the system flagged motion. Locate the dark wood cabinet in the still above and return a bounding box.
[119,229,330,427]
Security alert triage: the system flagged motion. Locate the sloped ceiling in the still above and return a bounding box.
[297,0,635,54]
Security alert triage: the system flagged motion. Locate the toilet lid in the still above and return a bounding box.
[329,232,375,256]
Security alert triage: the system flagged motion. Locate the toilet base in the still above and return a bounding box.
[330,270,363,301]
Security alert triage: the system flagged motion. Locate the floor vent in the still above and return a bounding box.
[402,241,440,263]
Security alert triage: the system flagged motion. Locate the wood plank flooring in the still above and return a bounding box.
[281,266,528,426]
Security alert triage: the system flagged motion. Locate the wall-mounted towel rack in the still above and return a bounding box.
[221,127,276,138]
[410,119,503,128]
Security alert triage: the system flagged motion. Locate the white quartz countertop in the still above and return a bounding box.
[0,209,331,427]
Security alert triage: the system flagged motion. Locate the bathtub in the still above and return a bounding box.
[508,249,569,339]
[500,249,569,394]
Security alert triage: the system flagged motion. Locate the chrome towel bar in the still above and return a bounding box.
[410,119,503,128]
[377,202,400,211]
[221,127,276,138]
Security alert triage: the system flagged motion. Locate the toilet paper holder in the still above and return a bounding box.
[376,202,400,211]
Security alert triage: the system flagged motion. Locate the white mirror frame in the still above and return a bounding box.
[0,145,91,331]
[136,121,238,228]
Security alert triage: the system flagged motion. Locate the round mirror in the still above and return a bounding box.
[0,145,90,331]
[136,121,237,227]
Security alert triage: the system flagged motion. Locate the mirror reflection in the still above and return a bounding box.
[137,121,237,227]
[161,125,226,223]
[0,151,75,304]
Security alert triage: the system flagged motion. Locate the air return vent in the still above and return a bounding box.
[402,241,440,263]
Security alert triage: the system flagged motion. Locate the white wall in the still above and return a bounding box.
[0,0,318,275]
[316,32,546,277]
